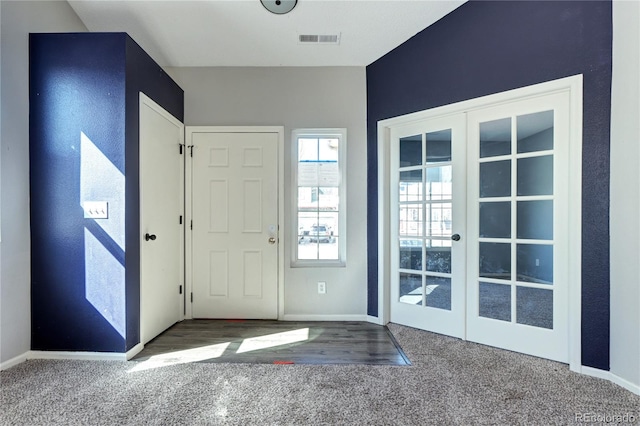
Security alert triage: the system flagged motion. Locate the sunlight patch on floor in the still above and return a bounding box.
[236,328,310,354]
[399,285,439,305]
[129,342,231,372]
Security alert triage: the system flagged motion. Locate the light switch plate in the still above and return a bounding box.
[83,201,108,219]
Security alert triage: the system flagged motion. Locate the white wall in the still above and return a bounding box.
[610,0,640,391]
[165,67,368,319]
[0,1,87,366]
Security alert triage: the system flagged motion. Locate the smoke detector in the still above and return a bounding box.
[261,0,297,15]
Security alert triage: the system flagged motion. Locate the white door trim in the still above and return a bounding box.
[377,75,583,371]
[185,126,285,320]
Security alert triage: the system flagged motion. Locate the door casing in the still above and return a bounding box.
[184,126,285,320]
[376,75,583,370]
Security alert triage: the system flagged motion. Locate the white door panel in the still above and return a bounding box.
[390,114,466,338]
[190,131,279,319]
[140,93,184,344]
[465,92,570,362]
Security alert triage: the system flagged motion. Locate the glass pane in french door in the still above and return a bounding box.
[398,130,453,311]
[477,109,555,329]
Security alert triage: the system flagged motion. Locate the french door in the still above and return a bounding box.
[390,114,466,338]
[389,88,574,363]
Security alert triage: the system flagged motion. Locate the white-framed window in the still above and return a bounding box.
[292,128,346,266]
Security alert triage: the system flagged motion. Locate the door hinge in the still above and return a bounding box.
[179,215,183,225]
[188,145,194,157]
[190,292,193,303]
[190,220,193,230]
[179,285,183,294]
[179,143,184,155]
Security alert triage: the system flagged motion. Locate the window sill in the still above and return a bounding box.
[291,260,346,268]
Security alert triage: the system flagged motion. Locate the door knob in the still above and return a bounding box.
[145,233,157,241]
[268,237,276,244]
[451,233,461,241]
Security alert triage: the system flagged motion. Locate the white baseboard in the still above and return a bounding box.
[28,350,129,362]
[367,315,385,325]
[580,366,640,396]
[282,314,368,322]
[126,343,144,360]
[1,345,145,367]
[0,352,29,371]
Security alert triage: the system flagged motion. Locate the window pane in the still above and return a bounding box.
[517,200,553,240]
[400,135,422,167]
[318,187,339,211]
[517,155,553,196]
[298,233,319,259]
[298,187,318,210]
[318,138,339,161]
[516,287,553,329]
[517,244,553,284]
[480,117,511,158]
[427,203,452,237]
[426,166,452,201]
[517,110,553,153]
[318,212,339,238]
[479,201,511,238]
[298,211,319,232]
[318,237,339,260]
[426,276,451,310]
[306,222,335,243]
[425,243,451,273]
[479,282,511,322]
[399,273,422,305]
[399,204,423,237]
[298,219,338,260]
[480,160,511,198]
[426,129,451,163]
[479,242,511,280]
[400,239,422,271]
[399,170,422,202]
[298,138,318,161]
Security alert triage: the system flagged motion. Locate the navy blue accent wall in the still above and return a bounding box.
[366,1,612,369]
[30,33,183,353]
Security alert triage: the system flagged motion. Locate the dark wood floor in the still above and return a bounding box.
[132,320,410,366]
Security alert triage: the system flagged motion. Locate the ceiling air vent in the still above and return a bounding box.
[298,34,341,45]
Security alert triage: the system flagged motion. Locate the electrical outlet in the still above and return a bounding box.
[318,281,326,294]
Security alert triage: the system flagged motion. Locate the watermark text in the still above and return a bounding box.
[575,412,637,423]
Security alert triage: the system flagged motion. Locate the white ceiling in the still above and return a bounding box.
[67,0,466,67]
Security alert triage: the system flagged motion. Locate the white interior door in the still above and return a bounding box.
[388,86,575,363]
[189,129,279,319]
[140,93,184,344]
[465,92,570,362]
[390,114,466,338]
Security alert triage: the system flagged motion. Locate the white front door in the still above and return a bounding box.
[189,128,280,319]
[387,82,578,363]
[139,93,184,344]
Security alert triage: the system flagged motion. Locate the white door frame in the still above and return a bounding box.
[377,75,583,371]
[185,126,285,320]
